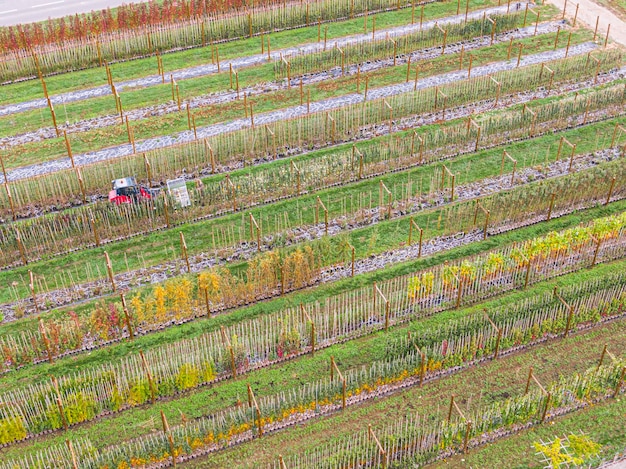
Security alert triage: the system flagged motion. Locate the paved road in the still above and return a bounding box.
[545,0,626,47]
[0,0,149,27]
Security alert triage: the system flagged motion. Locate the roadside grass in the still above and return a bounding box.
[2,261,625,461]
[2,105,623,306]
[0,17,581,169]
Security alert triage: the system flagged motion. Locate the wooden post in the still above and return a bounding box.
[547,192,557,221]
[225,174,237,211]
[490,76,501,106]
[411,340,426,387]
[221,326,238,378]
[573,3,579,26]
[500,150,517,185]
[317,196,329,235]
[51,376,69,431]
[29,270,39,313]
[605,24,611,48]
[330,357,347,409]
[301,303,316,354]
[379,180,392,219]
[408,218,423,257]
[606,177,616,205]
[39,318,54,363]
[104,251,116,291]
[590,235,602,267]
[441,164,456,201]
[551,28,561,53]
[139,350,157,402]
[180,231,191,272]
[291,160,301,194]
[63,130,75,168]
[247,384,263,437]
[125,116,136,153]
[484,311,502,359]
[249,213,261,252]
[516,43,523,67]
[455,274,463,308]
[66,440,79,469]
[565,31,572,57]
[160,411,177,468]
[16,229,27,265]
[374,283,390,330]
[3,182,16,221]
[368,424,387,468]
[347,242,355,277]
[611,124,625,147]
[474,201,490,240]
[554,286,575,337]
[120,293,134,340]
[486,16,496,45]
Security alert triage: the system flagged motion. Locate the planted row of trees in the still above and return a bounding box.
[2,210,625,378]
[0,51,626,224]
[268,362,625,468]
[0,0,434,82]
[4,285,624,465]
[3,151,625,322]
[275,11,523,78]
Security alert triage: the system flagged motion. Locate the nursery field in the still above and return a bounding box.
[0,0,625,467]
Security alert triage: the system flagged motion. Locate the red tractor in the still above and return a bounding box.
[108,177,159,205]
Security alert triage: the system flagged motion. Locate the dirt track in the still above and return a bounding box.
[545,0,626,46]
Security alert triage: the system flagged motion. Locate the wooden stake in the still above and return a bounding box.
[606,177,616,205]
[51,376,68,430]
[547,192,557,221]
[63,130,75,168]
[180,232,191,272]
[29,270,39,313]
[39,318,53,363]
[160,411,177,468]
[139,350,157,402]
[104,251,116,291]
[16,229,27,265]
[66,440,79,469]
[120,293,134,339]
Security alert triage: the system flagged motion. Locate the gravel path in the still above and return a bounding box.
[0,4,528,118]
[0,42,599,184]
[0,21,565,150]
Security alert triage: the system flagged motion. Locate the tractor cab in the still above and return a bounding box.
[109,177,158,204]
